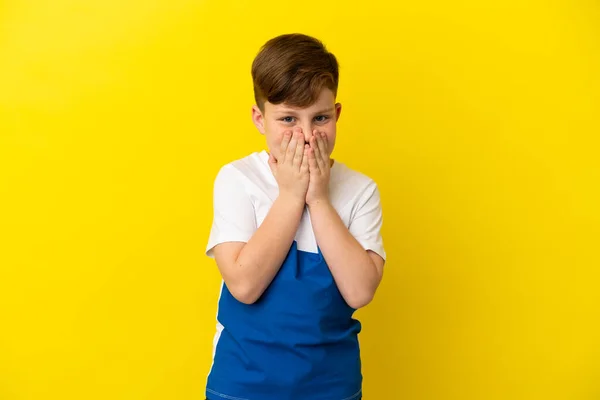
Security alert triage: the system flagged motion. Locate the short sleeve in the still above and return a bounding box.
[205,164,257,258]
[348,181,386,260]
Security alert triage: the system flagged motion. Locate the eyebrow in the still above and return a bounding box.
[275,107,335,116]
[314,107,335,115]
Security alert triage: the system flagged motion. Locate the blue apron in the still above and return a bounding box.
[206,241,363,400]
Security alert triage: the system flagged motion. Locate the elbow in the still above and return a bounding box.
[345,274,381,309]
[346,290,375,309]
[227,282,261,305]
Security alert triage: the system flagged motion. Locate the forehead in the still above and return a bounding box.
[265,88,335,114]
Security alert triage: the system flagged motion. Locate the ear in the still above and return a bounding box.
[334,102,342,122]
[252,105,266,134]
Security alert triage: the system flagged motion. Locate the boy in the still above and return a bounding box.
[205,33,386,400]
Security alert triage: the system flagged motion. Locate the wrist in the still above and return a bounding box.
[277,191,307,210]
[306,197,332,211]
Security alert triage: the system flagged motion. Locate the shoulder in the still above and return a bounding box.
[330,160,380,207]
[212,151,276,202]
[213,151,271,185]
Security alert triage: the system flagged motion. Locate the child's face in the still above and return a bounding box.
[252,88,342,161]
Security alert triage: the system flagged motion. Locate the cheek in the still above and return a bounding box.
[266,129,286,158]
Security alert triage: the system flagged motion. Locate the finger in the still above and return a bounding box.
[311,135,326,171]
[311,129,318,144]
[301,144,310,174]
[308,140,319,173]
[280,131,292,163]
[293,128,305,168]
[317,132,329,161]
[286,130,299,162]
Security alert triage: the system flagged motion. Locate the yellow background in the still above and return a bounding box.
[1,1,599,399]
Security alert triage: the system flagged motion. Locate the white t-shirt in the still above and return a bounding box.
[206,150,386,260]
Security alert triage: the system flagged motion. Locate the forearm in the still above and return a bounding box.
[308,200,381,309]
[234,193,304,302]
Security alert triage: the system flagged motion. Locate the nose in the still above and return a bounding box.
[300,123,314,144]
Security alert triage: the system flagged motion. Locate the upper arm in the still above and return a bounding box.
[212,241,246,284]
[206,165,258,302]
[206,165,256,259]
[368,250,385,281]
[349,181,387,262]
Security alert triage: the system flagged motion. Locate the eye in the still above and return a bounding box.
[314,115,329,123]
[280,116,295,124]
